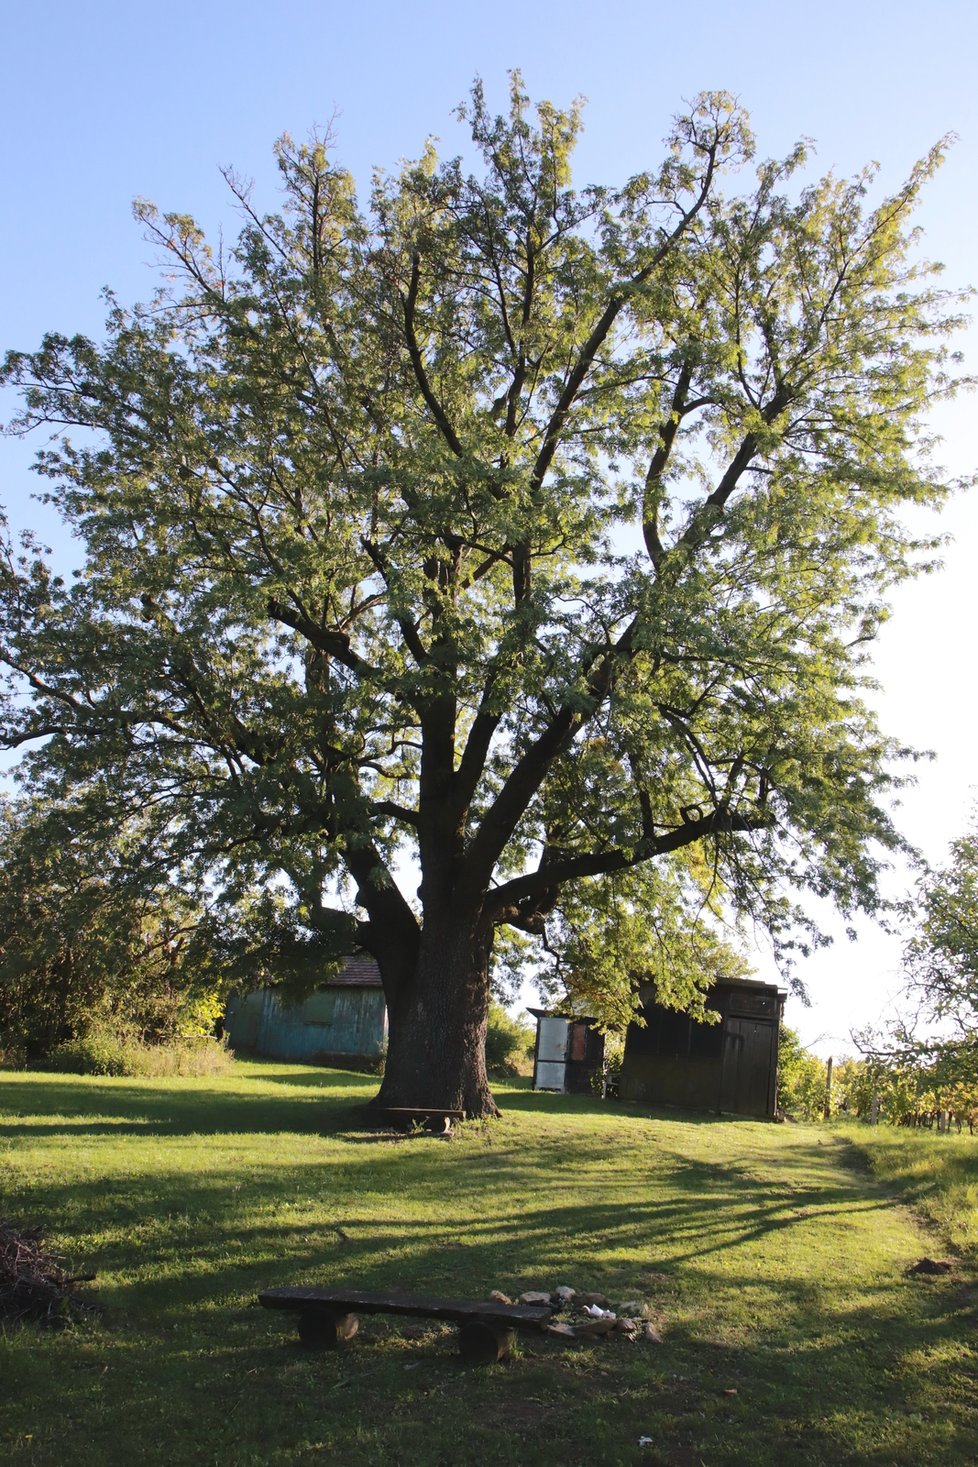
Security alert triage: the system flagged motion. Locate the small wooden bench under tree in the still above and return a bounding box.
[357,1105,467,1134]
[258,1286,552,1363]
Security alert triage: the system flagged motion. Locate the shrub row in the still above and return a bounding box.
[43,1027,233,1078]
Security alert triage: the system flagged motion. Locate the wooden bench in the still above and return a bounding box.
[258,1285,552,1363]
[357,1105,466,1135]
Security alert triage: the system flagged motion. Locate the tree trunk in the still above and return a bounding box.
[372,912,499,1118]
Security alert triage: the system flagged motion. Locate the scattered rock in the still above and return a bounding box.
[908,1257,953,1276]
[519,1290,553,1306]
[721,1388,738,1397]
[500,1283,661,1348]
[576,1316,616,1337]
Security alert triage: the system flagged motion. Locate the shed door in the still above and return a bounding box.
[720,1018,775,1116]
[537,1017,569,1063]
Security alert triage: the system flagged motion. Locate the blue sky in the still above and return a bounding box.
[2,0,976,1053]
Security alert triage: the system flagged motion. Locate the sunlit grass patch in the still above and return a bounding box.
[845,1123,978,1257]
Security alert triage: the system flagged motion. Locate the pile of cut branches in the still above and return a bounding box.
[0,1219,94,1327]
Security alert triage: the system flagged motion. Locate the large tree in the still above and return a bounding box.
[0,81,967,1114]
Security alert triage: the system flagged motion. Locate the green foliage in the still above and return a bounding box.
[44,1023,232,1078]
[538,860,752,1027]
[0,798,230,1061]
[483,1001,533,1075]
[848,812,978,1109]
[840,1051,978,1127]
[45,1026,132,1077]
[777,1026,828,1119]
[0,78,971,1087]
[895,816,978,1078]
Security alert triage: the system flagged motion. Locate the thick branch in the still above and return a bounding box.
[341,838,421,1004]
[369,799,420,828]
[705,388,791,513]
[267,597,378,679]
[462,618,638,894]
[486,807,767,921]
[529,147,722,501]
[360,538,429,667]
[643,362,694,568]
[402,250,466,458]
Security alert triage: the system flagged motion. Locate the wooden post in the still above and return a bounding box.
[869,1092,880,1126]
[823,1056,833,1121]
[458,1320,515,1364]
[297,1310,359,1349]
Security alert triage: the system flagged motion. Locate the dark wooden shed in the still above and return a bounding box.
[619,978,786,1118]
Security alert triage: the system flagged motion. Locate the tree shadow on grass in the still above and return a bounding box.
[497,1081,764,1127]
[0,1121,901,1309]
[7,1186,976,1466]
[0,1067,377,1138]
[1,1065,774,1143]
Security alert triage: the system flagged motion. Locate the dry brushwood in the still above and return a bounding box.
[0,1219,95,1327]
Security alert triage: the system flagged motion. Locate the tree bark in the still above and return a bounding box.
[372,910,499,1118]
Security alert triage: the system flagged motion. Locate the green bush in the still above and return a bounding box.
[0,1040,28,1071]
[46,1025,233,1078]
[484,1002,534,1076]
[777,1026,829,1120]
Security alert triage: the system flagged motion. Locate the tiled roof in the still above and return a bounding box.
[330,953,383,987]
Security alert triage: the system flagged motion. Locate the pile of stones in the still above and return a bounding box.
[488,1283,663,1343]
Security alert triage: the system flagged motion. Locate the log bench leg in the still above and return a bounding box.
[297,1309,359,1350]
[457,1319,516,1364]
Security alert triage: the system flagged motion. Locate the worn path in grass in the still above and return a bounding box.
[1,1062,976,1466]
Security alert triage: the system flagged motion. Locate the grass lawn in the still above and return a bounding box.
[1,1061,977,1467]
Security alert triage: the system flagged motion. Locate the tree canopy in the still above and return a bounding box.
[0,798,226,1062]
[0,78,969,1113]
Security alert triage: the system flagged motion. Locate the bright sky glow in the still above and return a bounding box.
[2,0,976,1056]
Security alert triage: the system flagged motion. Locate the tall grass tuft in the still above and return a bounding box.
[44,1025,233,1079]
[847,1124,978,1258]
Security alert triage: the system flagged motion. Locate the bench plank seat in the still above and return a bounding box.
[258,1285,551,1327]
[362,1107,466,1120]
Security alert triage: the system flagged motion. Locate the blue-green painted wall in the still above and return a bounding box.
[225,986,387,1063]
